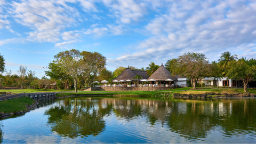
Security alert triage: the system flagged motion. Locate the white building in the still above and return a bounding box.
[175,77,188,87]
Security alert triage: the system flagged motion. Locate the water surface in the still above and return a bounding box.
[1,97,256,143]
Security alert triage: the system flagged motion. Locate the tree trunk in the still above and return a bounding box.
[243,80,248,92]
[74,78,77,93]
[193,79,196,89]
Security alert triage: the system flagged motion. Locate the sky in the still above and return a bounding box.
[0,0,256,78]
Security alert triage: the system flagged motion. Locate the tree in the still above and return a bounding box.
[54,49,83,93]
[209,61,222,87]
[0,54,4,74]
[45,62,72,89]
[53,49,106,93]
[98,68,113,82]
[17,65,27,89]
[113,66,136,78]
[81,51,106,87]
[218,51,237,76]
[133,74,143,87]
[146,62,159,76]
[171,52,210,89]
[113,67,126,78]
[165,59,178,74]
[226,59,256,92]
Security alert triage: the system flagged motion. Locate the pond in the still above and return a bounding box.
[0,97,256,143]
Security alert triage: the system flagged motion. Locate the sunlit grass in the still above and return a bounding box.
[0,89,75,94]
[0,97,34,113]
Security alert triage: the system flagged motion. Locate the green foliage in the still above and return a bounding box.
[113,66,126,78]
[226,58,256,92]
[170,52,210,89]
[165,58,178,74]
[98,68,113,82]
[52,49,106,92]
[113,66,136,78]
[218,51,237,69]
[0,97,34,113]
[146,62,159,76]
[56,80,64,89]
[0,54,5,73]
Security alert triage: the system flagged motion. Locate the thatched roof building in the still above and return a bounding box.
[148,64,177,81]
[113,68,148,81]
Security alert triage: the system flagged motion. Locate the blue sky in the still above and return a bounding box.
[1,0,256,78]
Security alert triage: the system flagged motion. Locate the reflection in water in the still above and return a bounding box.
[2,97,256,143]
[44,98,113,138]
[44,98,256,141]
[0,124,2,143]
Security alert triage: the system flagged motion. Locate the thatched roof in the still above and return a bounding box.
[148,65,178,81]
[113,68,148,81]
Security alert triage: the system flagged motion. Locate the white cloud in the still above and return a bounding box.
[102,0,147,23]
[6,62,45,70]
[84,27,109,37]
[62,31,81,41]
[10,0,79,42]
[84,24,124,36]
[0,38,24,45]
[107,0,256,69]
[55,40,77,47]
[77,0,97,12]
[0,0,5,5]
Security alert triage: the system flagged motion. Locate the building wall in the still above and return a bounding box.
[217,77,232,87]
[175,78,187,87]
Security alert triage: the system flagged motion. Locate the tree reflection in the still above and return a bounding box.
[45,97,256,140]
[167,102,216,139]
[0,124,2,143]
[45,98,111,139]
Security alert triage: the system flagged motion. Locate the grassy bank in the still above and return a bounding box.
[56,90,170,97]
[0,97,34,113]
[0,89,73,94]
[56,87,256,98]
[177,87,256,94]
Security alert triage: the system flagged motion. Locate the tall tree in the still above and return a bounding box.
[53,49,106,92]
[17,65,27,89]
[45,62,72,89]
[98,68,113,82]
[165,59,178,74]
[81,51,106,87]
[146,62,159,76]
[54,49,83,93]
[226,58,256,92]
[171,52,210,89]
[218,51,237,76]
[209,61,222,87]
[0,54,4,74]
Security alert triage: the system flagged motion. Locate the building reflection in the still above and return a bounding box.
[45,98,256,140]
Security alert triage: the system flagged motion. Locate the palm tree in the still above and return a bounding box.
[218,51,237,69]
[133,74,143,87]
[218,52,237,76]
[146,62,159,76]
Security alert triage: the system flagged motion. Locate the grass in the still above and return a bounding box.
[0,97,34,113]
[56,90,169,97]
[0,89,73,94]
[176,87,256,94]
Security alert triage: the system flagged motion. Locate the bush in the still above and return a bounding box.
[56,80,64,90]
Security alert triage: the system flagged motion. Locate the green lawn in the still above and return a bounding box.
[174,87,256,94]
[0,97,34,113]
[56,90,169,97]
[0,89,74,94]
